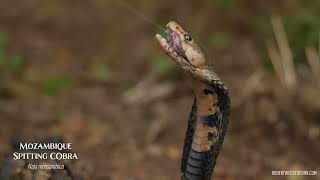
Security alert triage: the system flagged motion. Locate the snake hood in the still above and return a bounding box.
[155,21,220,83]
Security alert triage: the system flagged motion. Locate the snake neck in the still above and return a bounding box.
[181,75,229,180]
[188,76,221,152]
[189,77,219,116]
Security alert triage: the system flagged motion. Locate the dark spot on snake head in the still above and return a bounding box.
[208,132,214,141]
[203,89,214,95]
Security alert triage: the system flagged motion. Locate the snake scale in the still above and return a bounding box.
[155,21,230,180]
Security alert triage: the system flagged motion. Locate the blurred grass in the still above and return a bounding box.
[285,12,320,63]
[209,33,231,49]
[247,0,320,73]
[0,32,73,97]
[215,0,237,10]
[151,54,175,74]
[1,0,320,93]
[88,59,112,81]
[6,55,24,74]
[0,31,24,76]
[0,32,8,63]
[16,83,32,97]
[39,76,73,96]
[117,84,131,94]
[150,54,185,80]
[262,58,276,74]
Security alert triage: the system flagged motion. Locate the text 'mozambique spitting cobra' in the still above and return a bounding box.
[155,21,230,180]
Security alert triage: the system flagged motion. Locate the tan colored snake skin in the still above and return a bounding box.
[156,21,230,180]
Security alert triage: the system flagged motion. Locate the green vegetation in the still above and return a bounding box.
[16,83,32,97]
[262,58,276,74]
[39,76,73,96]
[215,0,237,10]
[0,32,8,65]
[151,54,175,74]
[0,32,73,97]
[250,1,320,72]
[1,0,320,96]
[0,32,24,75]
[88,59,112,81]
[285,12,320,63]
[6,55,24,74]
[209,33,230,49]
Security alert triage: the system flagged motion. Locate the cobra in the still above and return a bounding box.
[155,21,230,180]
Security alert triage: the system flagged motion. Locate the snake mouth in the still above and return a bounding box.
[165,27,187,59]
[155,30,192,69]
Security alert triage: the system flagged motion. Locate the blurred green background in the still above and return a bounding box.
[0,0,319,179]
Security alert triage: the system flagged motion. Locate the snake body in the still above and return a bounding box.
[156,21,230,180]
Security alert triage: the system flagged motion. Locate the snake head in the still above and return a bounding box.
[155,21,219,82]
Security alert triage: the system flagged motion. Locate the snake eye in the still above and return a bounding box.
[184,35,192,41]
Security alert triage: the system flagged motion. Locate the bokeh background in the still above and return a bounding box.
[0,0,319,179]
